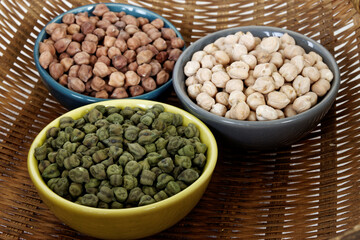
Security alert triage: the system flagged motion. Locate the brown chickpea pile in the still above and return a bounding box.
[39,3,184,98]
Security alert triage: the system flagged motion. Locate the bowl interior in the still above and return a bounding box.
[173,26,340,130]
[28,99,218,216]
[34,3,184,107]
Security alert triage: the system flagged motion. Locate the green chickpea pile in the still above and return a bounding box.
[35,104,207,209]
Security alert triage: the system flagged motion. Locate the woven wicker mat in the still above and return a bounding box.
[1,0,360,239]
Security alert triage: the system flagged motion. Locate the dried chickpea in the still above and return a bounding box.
[228,101,250,120]
[256,105,278,121]
[201,81,218,97]
[211,71,230,88]
[108,71,125,88]
[210,103,227,117]
[215,92,229,106]
[246,92,265,111]
[292,95,312,113]
[185,76,199,87]
[196,92,215,111]
[225,79,244,93]
[284,104,297,117]
[228,90,246,107]
[187,84,202,100]
[311,79,331,97]
[266,91,290,109]
[252,76,275,94]
[196,68,212,84]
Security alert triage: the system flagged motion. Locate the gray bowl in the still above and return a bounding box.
[173,26,340,149]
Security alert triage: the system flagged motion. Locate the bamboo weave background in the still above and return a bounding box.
[1,0,360,239]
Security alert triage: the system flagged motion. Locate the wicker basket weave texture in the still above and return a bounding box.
[0,0,360,239]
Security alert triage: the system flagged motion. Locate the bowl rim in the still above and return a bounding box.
[173,25,340,129]
[34,3,184,103]
[27,99,218,216]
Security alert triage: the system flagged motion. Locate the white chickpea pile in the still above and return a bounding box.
[183,31,334,121]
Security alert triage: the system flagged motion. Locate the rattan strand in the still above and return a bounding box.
[1,0,360,239]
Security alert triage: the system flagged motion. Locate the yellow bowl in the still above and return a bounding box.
[27,99,218,239]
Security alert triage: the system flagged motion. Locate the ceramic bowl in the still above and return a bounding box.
[27,99,217,239]
[173,26,340,149]
[34,3,184,110]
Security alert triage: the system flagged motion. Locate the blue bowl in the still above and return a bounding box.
[34,3,184,110]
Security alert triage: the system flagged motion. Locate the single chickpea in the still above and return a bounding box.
[256,105,278,121]
[276,109,285,119]
[215,92,229,106]
[210,103,227,117]
[108,71,125,88]
[291,55,305,74]
[39,51,53,69]
[279,62,298,82]
[252,76,275,94]
[60,57,74,72]
[260,36,280,53]
[251,49,271,64]
[93,61,110,78]
[192,51,207,62]
[244,86,256,96]
[125,70,141,86]
[272,72,285,90]
[211,64,225,72]
[228,101,250,120]
[185,76,199,87]
[201,81,218,97]
[303,53,316,66]
[225,110,231,119]
[246,92,265,111]
[284,44,305,59]
[228,90,246,107]
[311,79,331,97]
[280,84,297,102]
[270,52,283,68]
[187,84,202,100]
[141,77,157,92]
[320,68,334,82]
[111,87,128,99]
[196,68,213,84]
[292,95,312,113]
[314,61,328,70]
[231,43,248,61]
[253,63,276,78]
[292,75,311,96]
[214,37,226,49]
[266,91,291,109]
[211,71,230,88]
[309,51,322,63]
[302,66,320,83]
[203,43,219,54]
[214,50,231,65]
[225,79,244,93]
[68,77,85,93]
[244,70,256,87]
[238,31,256,51]
[77,64,92,82]
[224,34,239,45]
[284,104,297,117]
[240,54,257,69]
[280,33,295,48]
[304,92,318,106]
[201,55,216,69]
[226,61,249,79]
[247,111,257,121]
[184,60,200,77]
[196,92,215,111]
